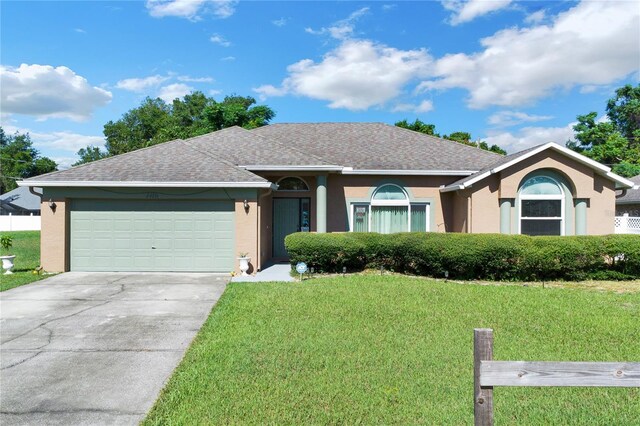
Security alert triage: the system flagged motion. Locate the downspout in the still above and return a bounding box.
[28,186,43,198]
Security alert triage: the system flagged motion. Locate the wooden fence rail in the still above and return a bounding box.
[473,328,640,426]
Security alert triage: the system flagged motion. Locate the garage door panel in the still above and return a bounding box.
[71,199,235,272]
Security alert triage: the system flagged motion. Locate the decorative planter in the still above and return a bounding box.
[238,257,251,276]
[1,255,16,275]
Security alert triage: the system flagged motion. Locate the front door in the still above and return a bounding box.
[273,198,310,258]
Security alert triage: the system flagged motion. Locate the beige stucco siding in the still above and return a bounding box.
[330,174,455,233]
[465,150,617,234]
[40,198,68,272]
[235,199,259,273]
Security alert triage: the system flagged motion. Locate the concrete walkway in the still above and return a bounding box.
[0,272,228,426]
[231,263,294,282]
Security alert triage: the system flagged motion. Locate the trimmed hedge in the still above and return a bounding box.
[284,232,640,281]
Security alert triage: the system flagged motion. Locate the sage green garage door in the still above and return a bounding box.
[70,199,235,272]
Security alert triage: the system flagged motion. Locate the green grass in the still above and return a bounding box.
[144,276,640,425]
[0,231,49,292]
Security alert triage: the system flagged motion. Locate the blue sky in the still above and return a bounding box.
[1,0,639,168]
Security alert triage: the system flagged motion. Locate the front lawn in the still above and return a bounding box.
[144,276,640,425]
[0,231,49,292]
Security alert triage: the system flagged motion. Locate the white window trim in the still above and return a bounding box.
[350,185,432,233]
[518,178,565,236]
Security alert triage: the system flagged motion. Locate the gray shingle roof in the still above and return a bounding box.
[252,122,502,171]
[22,138,267,184]
[617,175,640,204]
[20,123,507,186]
[184,126,334,166]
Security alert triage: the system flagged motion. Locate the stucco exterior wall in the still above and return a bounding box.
[235,199,259,273]
[465,150,617,234]
[330,174,456,233]
[40,198,68,272]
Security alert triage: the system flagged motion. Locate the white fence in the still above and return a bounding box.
[615,214,640,234]
[0,214,41,231]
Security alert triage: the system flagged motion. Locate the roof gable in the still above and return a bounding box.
[441,142,635,192]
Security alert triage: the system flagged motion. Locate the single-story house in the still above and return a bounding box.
[1,186,41,216]
[18,123,635,273]
[615,174,640,216]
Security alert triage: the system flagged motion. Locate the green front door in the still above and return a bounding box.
[273,198,310,258]
[70,199,235,272]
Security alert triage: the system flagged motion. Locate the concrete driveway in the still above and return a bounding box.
[0,272,228,425]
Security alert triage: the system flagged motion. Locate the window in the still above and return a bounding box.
[519,175,564,236]
[276,177,309,191]
[351,184,430,233]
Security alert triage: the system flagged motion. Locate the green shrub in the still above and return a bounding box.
[284,232,640,281]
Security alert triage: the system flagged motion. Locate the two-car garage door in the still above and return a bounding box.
[70,199,234,272]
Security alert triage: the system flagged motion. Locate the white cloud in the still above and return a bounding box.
[484,122,575,153]
[1,124,105,154]
[74,28,86,34]
[488,111,553,127]
[524,9,546,25]
[442,0,512,25]
[305,7,369,40]
[253,84,288,100]
[392,100,434,113]
[208,89,222,96]
[420,1,640,109]
[253,39,432,111]
[272,17,287,27]
[177,75,214,83]
[221,56,235,61]
[158,83,193,103]
[382,4,397,11]
[115,75,169,92]
[210,33,231,47]
[145,0,236,21]
[0,64,112,121]
[51,157,78,170]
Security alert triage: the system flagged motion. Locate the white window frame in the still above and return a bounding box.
[518,177,565,236]
[350,184,431,233]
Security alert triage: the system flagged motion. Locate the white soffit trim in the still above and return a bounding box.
[240,165,343,172]
[342,169,477,176]
[17,181,277,189]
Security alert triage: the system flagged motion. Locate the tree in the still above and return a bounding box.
[0,127,58,193]
[395,119,506,155]
[74,92,276,165]
[395,119,439,136]
[567,84,640,177]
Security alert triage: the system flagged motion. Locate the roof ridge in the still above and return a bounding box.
[186,125,334,166]
[22,137,186,181]
[387,123,504,158]
[178,139,267,182]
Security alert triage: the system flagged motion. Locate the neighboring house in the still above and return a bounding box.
[18,123,635,273]
[615,174,640,216]
[0,186,41,216]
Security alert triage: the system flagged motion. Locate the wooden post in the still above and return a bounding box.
[474,328,494,426]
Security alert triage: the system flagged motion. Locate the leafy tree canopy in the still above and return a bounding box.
[567,84,640,177]
[395,119,506,155]
[74,92,275,165]
[0,127,58,193]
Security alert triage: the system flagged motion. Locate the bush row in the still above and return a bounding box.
[284,232,640,281]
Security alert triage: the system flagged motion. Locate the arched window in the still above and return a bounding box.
[519,175,564,236]
[276,176,309,191]
[351,184,429,234]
